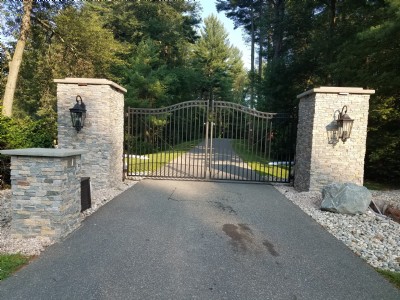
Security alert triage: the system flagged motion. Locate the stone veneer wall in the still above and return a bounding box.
[55,78,126,190]
[0,149,86,240]
[294,87,375,192]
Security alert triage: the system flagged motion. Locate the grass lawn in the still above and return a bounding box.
[126,139,202,174]
[0,254,30,280]
[377,269,400,290]
[231,139,290,180]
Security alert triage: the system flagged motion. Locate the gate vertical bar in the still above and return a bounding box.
[204,103,210,179]
[125,108,129,176]
[235,107,240,181]
[263,118,269,181]
[268,120,273,180]
[146,113,150,175]
[180,106,185,177]
[224,107,228,180]
[173,109,177,176]
[188,105,192,177]
[195,106,200,177]
[239,108,244,181]
[154,113,159,177]
[255,113,260,181]
[209,99,214,179]
[125,109,129,176]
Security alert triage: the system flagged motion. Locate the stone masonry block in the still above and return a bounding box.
[294,87,374,192]
[0,149,86,241]
[56,78,126,190]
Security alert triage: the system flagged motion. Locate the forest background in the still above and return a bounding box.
[0,0,399,185]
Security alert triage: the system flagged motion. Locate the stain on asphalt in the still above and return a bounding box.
[210,201,237,214]
[238,223,252,233]
[167,187,178,201]
[223,224,251,252]
[223,223,279,256]
[263,239,280,256]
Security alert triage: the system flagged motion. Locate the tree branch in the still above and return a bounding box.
[31,14,78,56]
[31,15,64,43]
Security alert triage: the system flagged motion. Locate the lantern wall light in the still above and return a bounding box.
[335,105,354,143]
[69,95,86,132]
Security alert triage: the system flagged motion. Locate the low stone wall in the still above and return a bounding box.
[0,148,87,241]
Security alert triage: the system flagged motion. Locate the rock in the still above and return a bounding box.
[370,198,387,214]
[321,183,372,215]
[369,197,400,223]
[385,206,400,224]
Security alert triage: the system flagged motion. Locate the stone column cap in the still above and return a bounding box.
[0,148,88,157]
[54,77,127,93]
[297,86,375,99]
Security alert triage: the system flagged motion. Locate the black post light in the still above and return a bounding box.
[336,105,354,142]
[69,95,86,132]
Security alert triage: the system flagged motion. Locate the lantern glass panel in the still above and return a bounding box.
[341,119,353,141]
[337,120,343,140]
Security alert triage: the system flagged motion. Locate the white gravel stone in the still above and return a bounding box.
[0,179,138,256]
[275,185,400,272]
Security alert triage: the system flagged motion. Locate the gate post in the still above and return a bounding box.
[55,78,127,190]
[294,87,375,192]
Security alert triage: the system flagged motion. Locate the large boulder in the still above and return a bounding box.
[321,183,372,215]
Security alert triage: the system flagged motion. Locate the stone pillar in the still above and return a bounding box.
[0,148,87,240]
[294,87,375,192]
[54,78,127,190]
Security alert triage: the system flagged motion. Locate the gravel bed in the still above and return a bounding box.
[0,179,138,256]
[275,185,400,272]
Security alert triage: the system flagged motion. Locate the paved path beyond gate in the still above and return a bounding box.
[1,180,399,299]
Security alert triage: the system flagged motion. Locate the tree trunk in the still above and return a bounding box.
[258,1,264,106]
[1,0,33,117]
[250,1,255,108]
[329,0,337,34]
[325,0,337,84]
[272,0,285,61]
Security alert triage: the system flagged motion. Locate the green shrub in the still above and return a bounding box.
[0,110,57,188]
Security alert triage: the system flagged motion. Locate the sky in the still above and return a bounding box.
[198,0,251,70]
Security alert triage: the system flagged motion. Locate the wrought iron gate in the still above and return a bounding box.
[125,100,296,183]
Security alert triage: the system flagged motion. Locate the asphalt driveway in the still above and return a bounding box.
[0,180,399,299]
